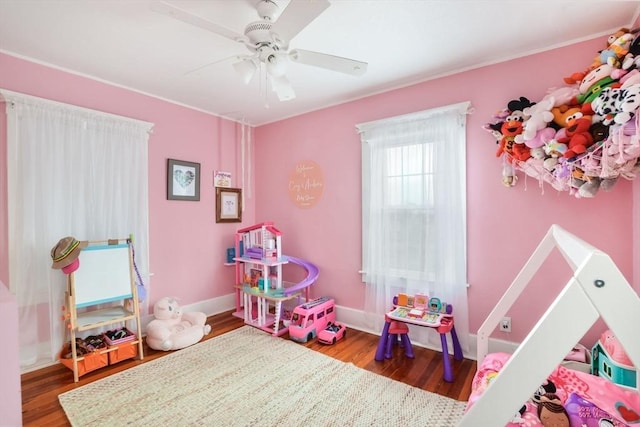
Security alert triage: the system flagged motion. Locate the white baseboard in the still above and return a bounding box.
[332,302,519,361]
[141,293,236,331]
[152,294,521,361]
[25,294,520,375]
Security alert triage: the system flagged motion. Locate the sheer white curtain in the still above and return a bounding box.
[357,102,470,353]
[2,89,152,371]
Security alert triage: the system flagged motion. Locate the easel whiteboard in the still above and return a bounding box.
[73,243,133,308]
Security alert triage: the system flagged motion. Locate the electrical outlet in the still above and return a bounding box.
[500,317,512,332]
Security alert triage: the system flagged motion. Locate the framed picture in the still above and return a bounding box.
[213,170,232,188]
[167,159,201,201]
[216,187,242,223]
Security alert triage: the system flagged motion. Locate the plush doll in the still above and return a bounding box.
[501,161,517,187]
[497,98,535,161]
[525,127,556,149]
[495,112,530,161]
[507,96,535,116]
[607,119,640,164]
[621,30,640,72]
[577,176,602,198]
[518,96,555,144]
[484,121,504,146]
[485,118,519,187]
[530,146,545,160]
[590,122,610,144]
[544,140,568,158]
[551,104,581,128]
[146,297,212,351]
[542,140,568,173]
[575,63,621,115]
[545,86,580,107]
[557,113,594,158]
[592,83,640,126]
[515,380,565,426]
[536,393,570,427]
[590,28,634,70]
[621,69,640,88]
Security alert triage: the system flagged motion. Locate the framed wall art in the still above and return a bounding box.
[213,170,232,188]
[167,158,201,201]
[216,187,242,223]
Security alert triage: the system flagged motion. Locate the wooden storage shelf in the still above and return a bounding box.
[76,306,136,331]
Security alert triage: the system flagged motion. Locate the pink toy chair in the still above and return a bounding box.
[384,320,414,359]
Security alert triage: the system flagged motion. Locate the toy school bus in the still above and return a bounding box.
[288,297,335,343]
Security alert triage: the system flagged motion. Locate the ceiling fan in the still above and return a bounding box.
[151,0,368,101]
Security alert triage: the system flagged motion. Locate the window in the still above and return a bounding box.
[2,89,152,370]
[357,102,471,352]
[380,142,437,278]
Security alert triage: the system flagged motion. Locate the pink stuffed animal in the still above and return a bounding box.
[146,297,211,351]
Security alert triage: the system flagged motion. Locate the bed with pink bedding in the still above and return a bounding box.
[465,352,640,426]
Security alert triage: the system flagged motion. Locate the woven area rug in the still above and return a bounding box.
[59,326,466,426]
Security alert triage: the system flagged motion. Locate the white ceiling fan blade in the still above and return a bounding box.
[185,54,251,76]
[269,0,330,47]
[289,49,367,76]
[269,75,296,101]
[151,1,248,44]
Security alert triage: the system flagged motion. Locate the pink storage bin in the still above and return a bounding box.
[103,327,136,346]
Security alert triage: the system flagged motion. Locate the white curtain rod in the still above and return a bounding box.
[0,88,154,132]
[355,101,472,134]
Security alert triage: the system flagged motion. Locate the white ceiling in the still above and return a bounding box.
[1,0,639,126]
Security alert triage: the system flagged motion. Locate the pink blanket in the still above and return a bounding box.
[465,352,640,426]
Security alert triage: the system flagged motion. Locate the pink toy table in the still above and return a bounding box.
[374,305,463,382]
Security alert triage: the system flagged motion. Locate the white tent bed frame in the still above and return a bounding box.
[459,224,640,426]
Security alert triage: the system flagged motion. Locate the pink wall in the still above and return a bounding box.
[0,31,637,352]
[0,53,255,310]
[255,36,636,346]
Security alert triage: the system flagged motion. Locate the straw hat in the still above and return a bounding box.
[51,236,88,269]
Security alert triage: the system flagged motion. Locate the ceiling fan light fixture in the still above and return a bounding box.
[270,75,295,101]
[265,53,287,77]
[232,58,258,85]
[256,0,280,21]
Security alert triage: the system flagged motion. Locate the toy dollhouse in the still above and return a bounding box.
[232,222,298,336]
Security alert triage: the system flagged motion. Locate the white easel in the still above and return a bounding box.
[459,224,640,426]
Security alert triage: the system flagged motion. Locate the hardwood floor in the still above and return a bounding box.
[21,310,476,426]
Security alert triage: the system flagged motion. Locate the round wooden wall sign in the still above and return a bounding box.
[288,160,324,208]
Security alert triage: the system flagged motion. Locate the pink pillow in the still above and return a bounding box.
[565,393,626,426]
